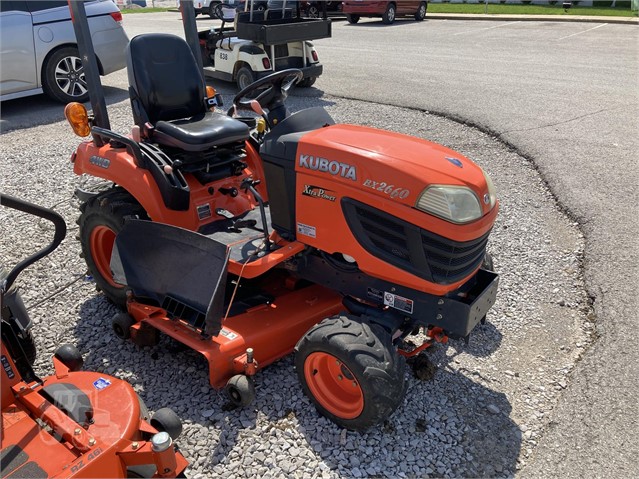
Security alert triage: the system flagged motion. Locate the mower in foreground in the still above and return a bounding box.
[65,0,499,431]
[0,194,188,478]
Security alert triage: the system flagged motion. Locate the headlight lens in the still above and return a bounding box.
[416,186,482,224]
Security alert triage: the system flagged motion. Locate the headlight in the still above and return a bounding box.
[416,186,482,224]
[481,167,497,209]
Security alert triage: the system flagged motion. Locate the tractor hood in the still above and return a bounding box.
[295,124,494,217]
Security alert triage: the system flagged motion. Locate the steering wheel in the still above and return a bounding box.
[229,69,303,116]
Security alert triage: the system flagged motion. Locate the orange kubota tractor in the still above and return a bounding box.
[64,1,499,430]
[1,194,188,478]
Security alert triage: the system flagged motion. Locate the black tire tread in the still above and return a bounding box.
[295,315,405,431]
[78,187,147,307]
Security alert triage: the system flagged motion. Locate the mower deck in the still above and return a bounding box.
[128,281,343,389]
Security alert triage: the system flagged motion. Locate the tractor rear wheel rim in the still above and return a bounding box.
[89,225,120,288]
[304,352,364,419]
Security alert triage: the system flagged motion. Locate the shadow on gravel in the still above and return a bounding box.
[0,86,129,134]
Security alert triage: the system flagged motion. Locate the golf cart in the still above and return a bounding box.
[195,0,331,89]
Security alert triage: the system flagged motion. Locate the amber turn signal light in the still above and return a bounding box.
[64,102,91,137]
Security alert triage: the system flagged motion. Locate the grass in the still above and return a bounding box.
[428,4,636,17]
[120,7,170,14]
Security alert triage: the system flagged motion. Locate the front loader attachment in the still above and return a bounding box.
[111,220,229,335]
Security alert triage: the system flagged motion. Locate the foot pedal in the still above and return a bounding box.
[216,208,234,219]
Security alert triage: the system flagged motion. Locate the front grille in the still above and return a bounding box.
[342,199,489,285]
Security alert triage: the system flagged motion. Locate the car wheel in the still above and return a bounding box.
[347,14,360,24]
[208,1,220,18]
[382,2,396,24]
[42,46,89,104]
[415,1,427,21]
[236,66,255,91]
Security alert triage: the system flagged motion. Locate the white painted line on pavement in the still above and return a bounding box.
[452,21,521,36]
[558,23,608,40]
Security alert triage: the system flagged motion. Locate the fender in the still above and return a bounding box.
[72,139,264,231]
[237,49,270,73]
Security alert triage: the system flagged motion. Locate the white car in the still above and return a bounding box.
[0,0,129,103]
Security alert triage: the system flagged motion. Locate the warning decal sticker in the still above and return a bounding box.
[383,291,414,314]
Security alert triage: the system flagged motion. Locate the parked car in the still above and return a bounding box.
[304,1,343,18]
[342,1,427,24]
[0,0,129,103]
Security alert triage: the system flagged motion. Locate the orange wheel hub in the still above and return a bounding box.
[89,225,120,288]
[304,352,364,419]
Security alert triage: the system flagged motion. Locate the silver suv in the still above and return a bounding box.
[0,0,129,103]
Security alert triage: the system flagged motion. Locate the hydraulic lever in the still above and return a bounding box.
[241,178,271,253]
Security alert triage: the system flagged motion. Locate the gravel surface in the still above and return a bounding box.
[0,92,591,477]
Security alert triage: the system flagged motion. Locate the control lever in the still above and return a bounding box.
[241,178,271,252]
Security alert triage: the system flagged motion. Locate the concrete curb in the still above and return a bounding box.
[426,12,639,24]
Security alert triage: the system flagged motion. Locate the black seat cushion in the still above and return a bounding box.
[155,112,250,152]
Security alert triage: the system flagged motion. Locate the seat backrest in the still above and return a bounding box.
[126,34,205,125]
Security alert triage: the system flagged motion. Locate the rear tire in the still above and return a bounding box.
[78,187,147,308]
[236,66,255,91]
[42,46,89,104]
[298,77,317,88]
[382,3,396,24]
[347,14,360,24]
[415,1,427,21]
[295,315,405,431]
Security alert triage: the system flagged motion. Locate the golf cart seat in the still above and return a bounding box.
[126,34,249,152]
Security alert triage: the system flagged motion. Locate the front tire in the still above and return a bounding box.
[415,1,427,21]
[346,14,360,24]
[295,315,405,431]
[42,47,89,103]
[382,3,396,24]
[78,188,147,307]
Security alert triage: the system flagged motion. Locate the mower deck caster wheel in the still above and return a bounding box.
[151,407,183,440]
[407,353,436,381]
[225,374,256,407]
[54,344,84,371]
[112,312,135,339]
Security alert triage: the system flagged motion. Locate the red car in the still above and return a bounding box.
[342,1,427,24]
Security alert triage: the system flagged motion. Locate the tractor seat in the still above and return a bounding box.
[154,113,249,152]
[126,33,249,152]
